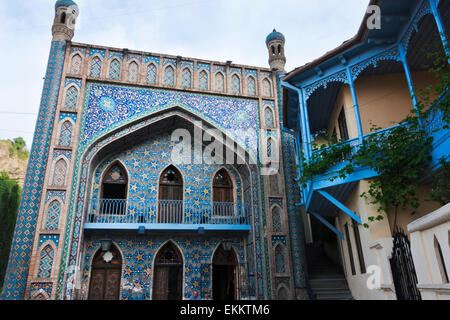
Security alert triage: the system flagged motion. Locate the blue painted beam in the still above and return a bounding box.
[84,223,252,232]
[317,190,362,225]
[309,211,344,240]
[430,0,450,62]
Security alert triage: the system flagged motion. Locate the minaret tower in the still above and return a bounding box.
[1,0,79,300]
[266,29,286,72]
[52,0,79,41]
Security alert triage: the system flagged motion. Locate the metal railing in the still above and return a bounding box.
[85,198,250,226]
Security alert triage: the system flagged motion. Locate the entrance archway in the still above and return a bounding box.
[88,244,122,300]
[212,244,238,300]
[153,242,183,300]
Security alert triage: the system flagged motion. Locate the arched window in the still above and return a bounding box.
[164,65,175,87]
[52,159,67,187]
[158,166,183,223]
[70,54,82,75]
[90,56,102,78]
[269,173,280,195]
[215,72,225,92]
[88,244,122,300]
[146,63,157,85]
[38,245,54,278]
[128,61,139,82]
[58,121,73,147]
[45,200,61,231]
[213,169,234,217]
[231,74,241,94]
[181,68,192,88]
[267,137,273,159]
[277,286,288,300]
[278,44,282,55]
[60,12,66,24]
[64,86,78,110]
[100,163,128,215]
[109,59,121,80]
[275,245,286,274]
[262,78,272,97]
[153,242,183,300]
[199,70,209,90]
[271,206,282,233]
[247,76,256,95]
[212,244,238,300]
[271,45,275,55]
[265,106,275,128]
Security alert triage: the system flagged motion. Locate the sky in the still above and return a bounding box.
[0,0,370,148]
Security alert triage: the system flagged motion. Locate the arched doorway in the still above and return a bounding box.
[100,162,128,215]
[88,244,122,300]
[158,165,183,223]
[213,169,234,217]
[153,242,183,300]
[212,244,238,300]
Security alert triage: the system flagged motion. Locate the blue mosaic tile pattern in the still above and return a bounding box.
[70,47,86,56]
[57,117,265,300]
[199,70,209,90]
[59,112,77,123]
[30,282,53,299]
[58,121,73,147]
[108,51,124,61]
[81,236,245,300]
[64,86,79,110]
[64,78,82,89]
[197,63,210,72]
[164,65,175,86]
[127,53,142,63]
[90,133,243,210]
[80,83,259,159]
[163,58,176,67]
[146,63,157,85]
[181,67,192,88]
[53,149,72,161]
[89,56,102,78]
[38,245,54,279]
[232,74,241,94]
[275,73,306,287]
[245,69,258,78]
[181,61,194,70]
[247,76,256,95]
[89,48,106,58]
[109,59,121,80]
[127,61,139,82]
[45,200,61,231]
[145,56,160,65]
[213,65,226,74]
[39,235,60,248]
[230,67,242,76]
[46,190,66,203]
[1,41,66,300]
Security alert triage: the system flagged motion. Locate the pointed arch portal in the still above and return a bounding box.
[212,244,238,300]
[153,242,183,300]
[88,244,122,300]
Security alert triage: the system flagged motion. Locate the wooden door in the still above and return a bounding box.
[153,266,169,300]
[88,267,121,300]
[88,246,122,300]
[159,166,183,223]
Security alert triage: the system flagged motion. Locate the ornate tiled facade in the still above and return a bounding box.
[1,1,307,301]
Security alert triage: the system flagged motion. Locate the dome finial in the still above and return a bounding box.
[265,29,286,72]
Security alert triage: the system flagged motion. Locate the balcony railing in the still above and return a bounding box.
[85,198,251,230]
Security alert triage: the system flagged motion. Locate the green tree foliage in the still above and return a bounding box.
[0,172,21,292]
[298,39,449,229]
